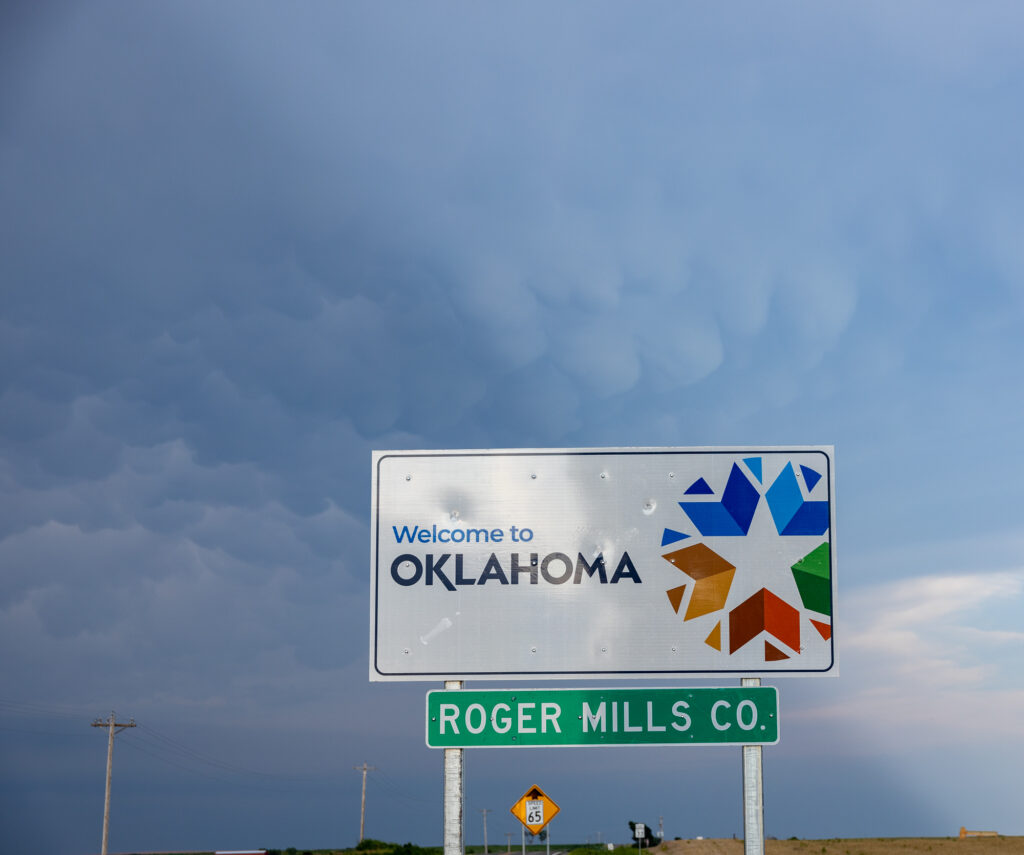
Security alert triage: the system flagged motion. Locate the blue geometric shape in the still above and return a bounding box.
[767,462,830,535]
[680,464,760,536]
[679,501,744,536]
[685,477,714,495]
[661,528,690,547]
[765,462,803,535]
[721,463,759,534]
[781,501,830,536]
[743,457,763,484]
[800,465,822,493]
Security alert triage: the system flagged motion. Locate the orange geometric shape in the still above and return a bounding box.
[705,622,722,651]
[666,584,687,614]
[684,567,735,621]
[764,640,789,661]
[729,588,801,655]
[663,543,736,621]
[663,542,735,580]
[810,618,832,641]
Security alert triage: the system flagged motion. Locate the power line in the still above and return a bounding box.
[368,767,433,806]
[117,725,326,793]
[117,734,295,792]
[0,722,94,738]
[133,723,301,779]
[118,733,246,784]
[0,697,95,720]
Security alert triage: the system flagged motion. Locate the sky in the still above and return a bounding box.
[2,2,1024,853]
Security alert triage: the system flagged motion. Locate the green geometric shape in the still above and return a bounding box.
[791,543,831,616]
[793,543,830,578]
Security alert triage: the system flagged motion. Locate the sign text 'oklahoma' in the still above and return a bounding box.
[370,447,836,680]
[426,687,779,748]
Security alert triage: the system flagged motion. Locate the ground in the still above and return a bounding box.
[648,837,1024,855]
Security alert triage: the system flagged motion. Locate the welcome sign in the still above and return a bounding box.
[370,447,836,681]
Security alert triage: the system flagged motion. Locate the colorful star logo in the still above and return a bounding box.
[660,457,832,663]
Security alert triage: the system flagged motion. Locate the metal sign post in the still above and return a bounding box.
[741,677,764,855]
[443,681,463,855]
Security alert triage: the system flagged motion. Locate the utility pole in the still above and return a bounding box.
[91,713,135,855]
[659,817,664,843]
[354,762,375,841]
[505,832,513,852]
[479,808,491,855]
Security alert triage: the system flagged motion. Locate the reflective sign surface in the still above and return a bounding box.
[426,686,780,747]
[370,447,836,680]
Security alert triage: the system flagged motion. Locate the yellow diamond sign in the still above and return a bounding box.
[510,785,559,834]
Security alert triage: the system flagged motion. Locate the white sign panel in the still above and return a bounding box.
[370,447,836,681]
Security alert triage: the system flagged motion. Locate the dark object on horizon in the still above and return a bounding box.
[627,821,659,848]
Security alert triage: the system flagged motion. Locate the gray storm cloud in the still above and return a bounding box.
[3,2,1024,852]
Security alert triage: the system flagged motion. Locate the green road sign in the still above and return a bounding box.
[425,686,778,748]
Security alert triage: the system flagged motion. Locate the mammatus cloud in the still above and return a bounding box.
[3,2,1024,851]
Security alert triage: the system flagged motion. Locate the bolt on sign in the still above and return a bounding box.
[425,687,779,748]
[370,447,836,680]
[510,785,559,834]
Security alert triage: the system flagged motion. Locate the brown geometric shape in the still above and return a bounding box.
[728,588,801,655]
[810,618,832,641]
[684,567,735,621]
[705,622,722,651]
[764,640,789,661]
[729,592,764,654]
[666,584,687,614]
[663,542,735,580]
[663,543,736,621]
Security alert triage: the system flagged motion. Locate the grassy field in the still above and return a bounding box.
[654,837,1024,855]
[113,837,1024,855]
